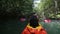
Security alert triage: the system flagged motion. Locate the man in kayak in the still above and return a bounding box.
[22,13,47,34]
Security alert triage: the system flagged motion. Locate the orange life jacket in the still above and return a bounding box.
[22,23,47,34]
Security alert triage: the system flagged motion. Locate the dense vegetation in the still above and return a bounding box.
[34,0,60,19]
[0,0,33,18]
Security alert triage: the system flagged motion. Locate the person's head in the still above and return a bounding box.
[29,14,39,28]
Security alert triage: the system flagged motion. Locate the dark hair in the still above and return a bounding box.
[29,15,39,28]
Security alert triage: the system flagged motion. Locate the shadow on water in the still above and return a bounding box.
[0,16,28,34]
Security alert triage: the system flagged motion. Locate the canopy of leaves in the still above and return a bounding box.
[0,0,33,18]
[34,0,60,19]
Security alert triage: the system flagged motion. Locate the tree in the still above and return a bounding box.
[34,0,60,19]
[0,0,33,18]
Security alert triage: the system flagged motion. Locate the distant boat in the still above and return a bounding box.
[20,18,26,22]
[44,19,51,23]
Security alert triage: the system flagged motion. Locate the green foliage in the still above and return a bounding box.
[0,0,33,17]
[34,0,60,19]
